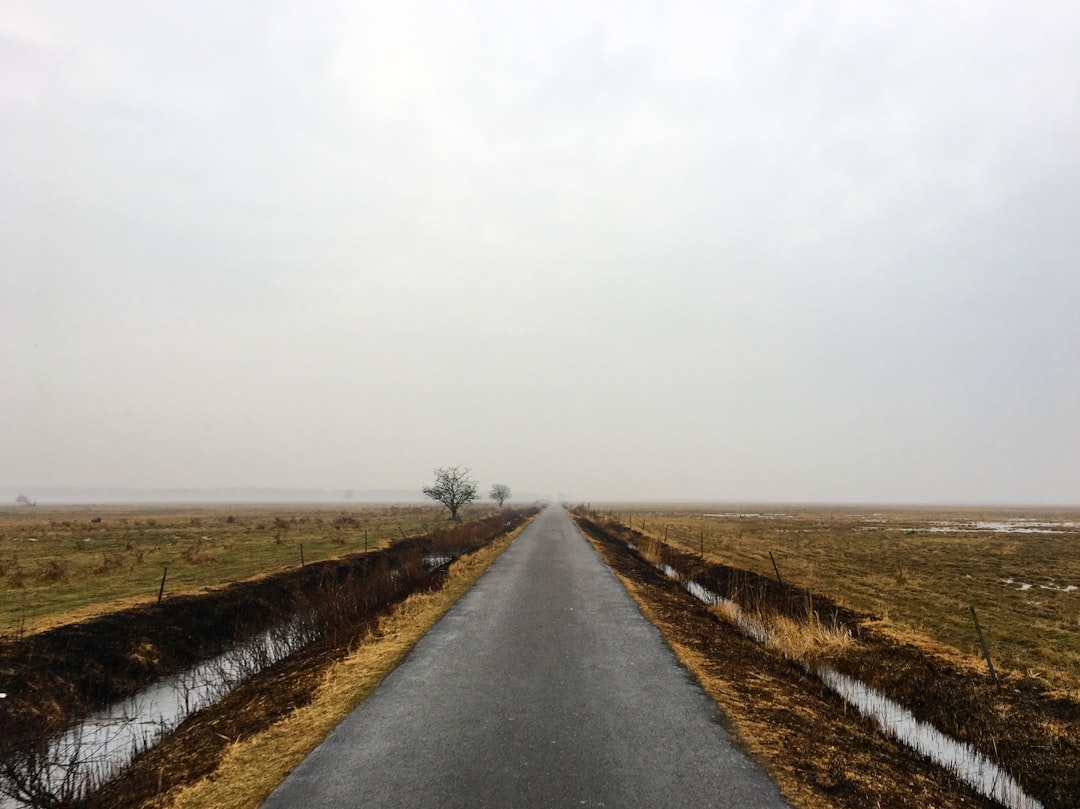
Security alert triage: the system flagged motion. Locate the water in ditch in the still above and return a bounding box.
[642,547,1045,809]
[0,554,454,808]
[815,666,1043,809]
[0,619,303,809]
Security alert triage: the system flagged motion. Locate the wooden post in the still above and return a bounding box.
[769,551,784,587]
[970,607,999,686]
[700,530,704,559]
[365,529,369,554]
[300,544,305,567]
[157,566,168,605]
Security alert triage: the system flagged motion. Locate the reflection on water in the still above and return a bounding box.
[815,666,1044,809]
[1,554,454,808]
[1,621,302,809]
[633,544,1044,809]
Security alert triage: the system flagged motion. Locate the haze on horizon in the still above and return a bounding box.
[3,1,1078,506]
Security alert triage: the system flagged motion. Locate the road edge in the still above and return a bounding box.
[163,516,536,809]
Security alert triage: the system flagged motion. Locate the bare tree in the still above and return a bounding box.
[489,484,511,508]
[423,467,478,521]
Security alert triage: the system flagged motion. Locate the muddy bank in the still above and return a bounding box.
[572,513,1079,809]
[0,511,535,758]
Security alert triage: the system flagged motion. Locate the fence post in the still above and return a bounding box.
[157,566,168,605]
[970,607,999,686]
[769,551,784,587]
[300,544,305,567]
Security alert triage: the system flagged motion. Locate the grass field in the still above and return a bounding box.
[0,502,498,635]
[598,504,1080,690]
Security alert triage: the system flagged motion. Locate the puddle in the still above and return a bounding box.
[926,520,1074,535]
[629,544,1044,809]
[703,513,787,519]
[1001,578,1076,594]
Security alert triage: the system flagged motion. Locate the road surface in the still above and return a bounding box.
[262,505,789,808]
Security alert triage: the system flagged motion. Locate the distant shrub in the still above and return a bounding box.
[5,566,25,588]
[94,552,126,575]
[180,541,218,565]
[37,559,69,584]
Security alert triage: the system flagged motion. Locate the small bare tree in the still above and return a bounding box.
[489,484,511,508]
[423,467,478,521]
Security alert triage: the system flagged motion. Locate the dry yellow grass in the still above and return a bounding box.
[159,519,530,809]
[600,503,1080,690]
[0,503,495,634]
[635,522,857,662]
[713,604,859,661]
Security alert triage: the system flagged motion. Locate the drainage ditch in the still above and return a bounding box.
[574,513,1076,809]
[0,511,535,808]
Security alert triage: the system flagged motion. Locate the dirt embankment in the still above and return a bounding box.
[0,510,536,793]
[572,512,1079,809]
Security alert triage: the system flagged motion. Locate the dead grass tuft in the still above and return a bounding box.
[36,559,69,584]
[179,542,219,566]
[762,612,858,660]
[94,551,126,575]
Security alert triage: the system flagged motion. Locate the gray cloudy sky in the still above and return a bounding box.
[3,1,1079,503]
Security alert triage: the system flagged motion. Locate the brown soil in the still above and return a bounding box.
[571,512,1079,809]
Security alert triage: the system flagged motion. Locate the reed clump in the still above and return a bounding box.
[757,610,857,661]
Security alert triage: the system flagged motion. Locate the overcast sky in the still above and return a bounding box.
[3,1,1078,504]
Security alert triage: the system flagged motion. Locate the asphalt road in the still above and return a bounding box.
[262,505,790,808]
